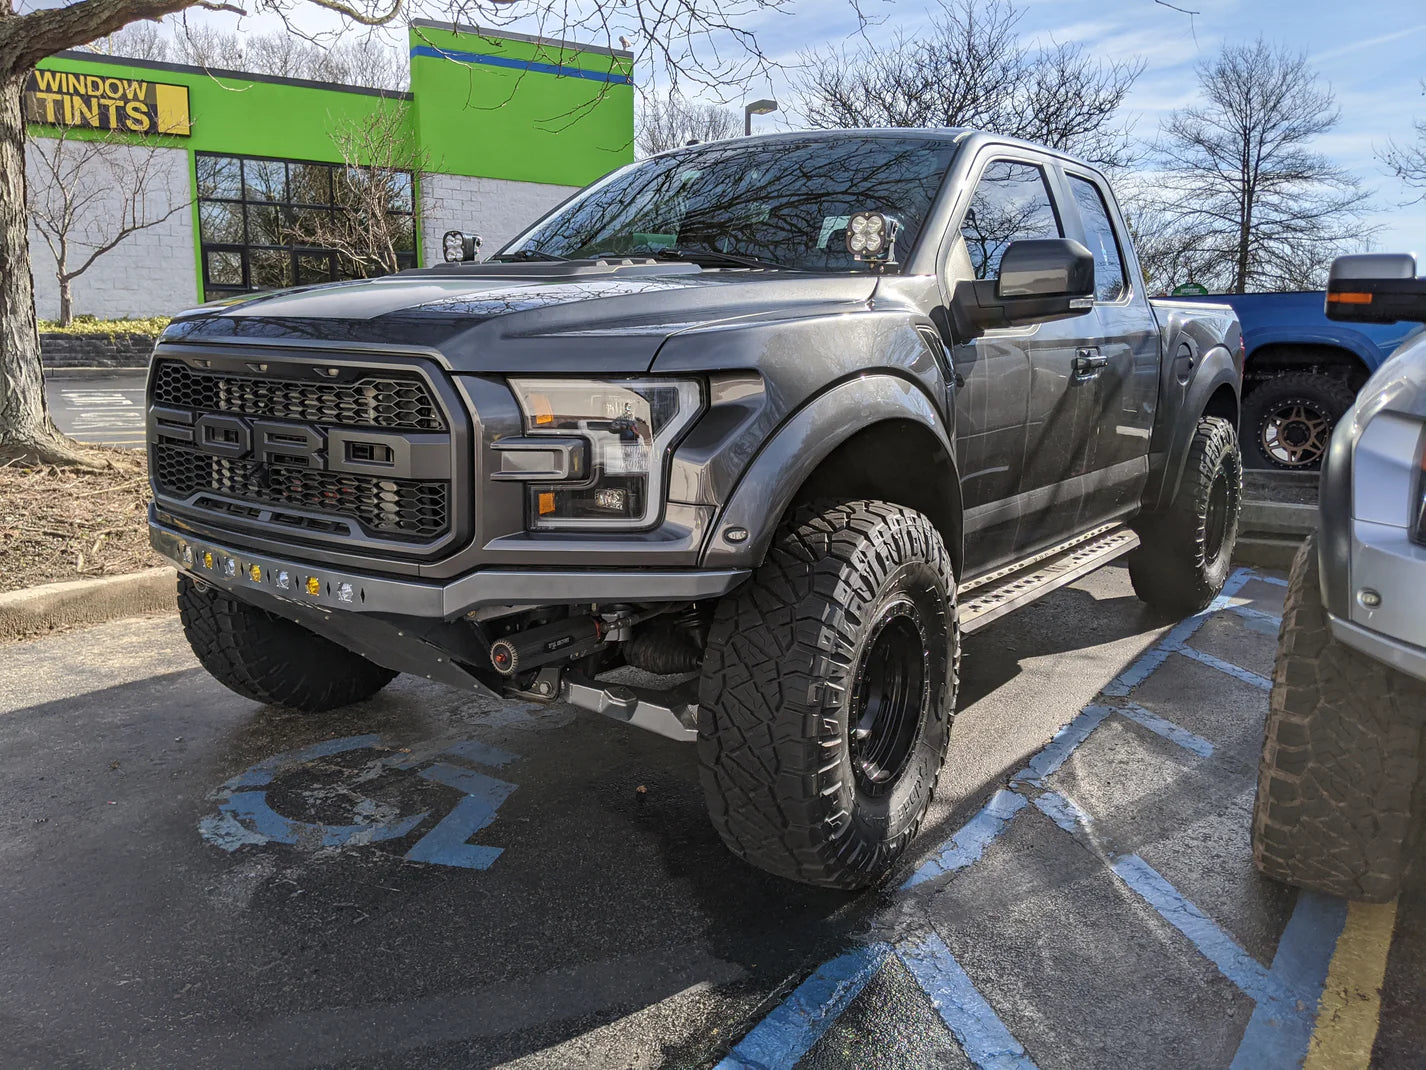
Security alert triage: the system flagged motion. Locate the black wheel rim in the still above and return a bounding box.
[1203,465,1230,564]
[849,600,928,798]
[1260,402,1330,467]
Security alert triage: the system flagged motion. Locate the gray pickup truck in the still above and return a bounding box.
[147,130,1244,889]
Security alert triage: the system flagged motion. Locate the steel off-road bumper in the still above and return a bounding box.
[148,515,750,619]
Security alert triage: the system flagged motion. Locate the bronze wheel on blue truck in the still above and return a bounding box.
[696,501,958,890]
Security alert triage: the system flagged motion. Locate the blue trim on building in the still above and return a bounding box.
[409,45,633,85]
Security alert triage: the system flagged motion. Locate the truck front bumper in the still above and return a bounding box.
[149,515,750,620]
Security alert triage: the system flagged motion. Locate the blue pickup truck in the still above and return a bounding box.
[1176,290,1419,469]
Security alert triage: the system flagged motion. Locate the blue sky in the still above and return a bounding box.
[99,0,1426,258]
[731,0,1426,255]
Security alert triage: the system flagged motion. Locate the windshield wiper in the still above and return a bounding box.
[490,248,572,263]
[651,247,792,271]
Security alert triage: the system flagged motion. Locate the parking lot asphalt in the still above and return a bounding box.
[2,563,1421,1069]
[45,370,147,449]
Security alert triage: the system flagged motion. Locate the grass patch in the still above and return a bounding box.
[39,315,171,338]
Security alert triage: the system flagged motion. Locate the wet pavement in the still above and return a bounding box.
[1,563,1420,1069]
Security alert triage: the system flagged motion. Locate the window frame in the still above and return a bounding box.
[194,150,417,302]
[1059,169,1135,308]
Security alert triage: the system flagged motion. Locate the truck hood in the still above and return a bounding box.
[161,262,879,374]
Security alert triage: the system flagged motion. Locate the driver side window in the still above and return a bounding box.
[959,160,1062,281]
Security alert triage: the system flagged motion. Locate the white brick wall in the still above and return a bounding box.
[26,142,198,321]
[421,173,579,265]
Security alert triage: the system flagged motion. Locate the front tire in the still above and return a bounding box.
[697,500,958,890]
[178,576,397,712]
[1252,535,1426,901]
[1129,415,1243,615]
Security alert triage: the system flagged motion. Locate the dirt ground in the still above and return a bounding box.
[0,449,162,594]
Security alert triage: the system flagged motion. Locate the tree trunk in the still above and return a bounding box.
[0,69,90,465]
[58,274,71,326]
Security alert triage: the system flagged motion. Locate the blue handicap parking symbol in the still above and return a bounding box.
[199,734,519,870]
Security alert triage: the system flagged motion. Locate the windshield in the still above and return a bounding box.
[502,136,960,272]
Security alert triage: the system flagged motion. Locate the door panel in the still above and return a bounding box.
[946,157,1102,572]
[1063,173,1157,527]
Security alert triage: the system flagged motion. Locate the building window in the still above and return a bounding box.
[195,152,417,301]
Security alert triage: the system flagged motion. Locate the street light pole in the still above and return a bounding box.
[744,98,778,136]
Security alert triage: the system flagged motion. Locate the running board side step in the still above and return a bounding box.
[958,523,1140,635]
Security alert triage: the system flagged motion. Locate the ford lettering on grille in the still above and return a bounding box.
[148,359,454,545]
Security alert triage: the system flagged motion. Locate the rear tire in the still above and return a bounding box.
[1129,415,1243,615]
[1242,371,1355,471]
[697,500,958,890]
[1252,535,1426,901]
[178,576,397,712]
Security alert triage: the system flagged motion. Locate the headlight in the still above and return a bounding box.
[508,378,702,529]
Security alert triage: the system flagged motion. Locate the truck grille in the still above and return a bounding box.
[148,357,456,546]
[152,446,450,539]
[152,361,446,432]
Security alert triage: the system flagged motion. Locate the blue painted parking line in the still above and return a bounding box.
[1229,892,1347,1070]
[1113,700,1216,757]
[714,944,892,1070]
[1172,645,1274,691]
[903,790,1029,890]
[1226,603,1284,627]
[1103,571,1255,697]
[898,931,1040,1070]
[722,568,1346,1070]
[1112,853,1279,1004]
[1013,704,1113,788]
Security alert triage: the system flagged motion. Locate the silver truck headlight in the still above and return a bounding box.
[508,378,702,529]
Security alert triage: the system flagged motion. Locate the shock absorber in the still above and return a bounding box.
[489,616,605,676]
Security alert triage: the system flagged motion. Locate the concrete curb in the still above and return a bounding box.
[0,567,176,642]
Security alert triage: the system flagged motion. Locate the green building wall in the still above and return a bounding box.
[25,24,632,316]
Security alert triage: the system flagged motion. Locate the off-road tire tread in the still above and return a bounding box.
[177,576,397,712]
[1251,534,1426,901]
[697,500,958,890]
[1129,415,1242,615]
[1243,371,1356,471]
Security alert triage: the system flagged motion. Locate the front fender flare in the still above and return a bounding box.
[700,374,961,571]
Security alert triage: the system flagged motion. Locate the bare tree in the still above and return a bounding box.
[27,122,191,324]
[1380,79,1426,204]
[89,19,169,60]
[285,106,425,276]
[795,0,1143,171]
[636,94,741,157]
[0,0,793,466]
[1148,39,1372,294]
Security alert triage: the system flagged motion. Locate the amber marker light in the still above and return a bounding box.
[306,577,321,596]
[249,564,262,583]
[1327,291,1373,305]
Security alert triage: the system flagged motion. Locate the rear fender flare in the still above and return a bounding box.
[1148,345,1241,512]
[700,374,961,571]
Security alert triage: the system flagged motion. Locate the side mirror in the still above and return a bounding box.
[442,230,482,264]
[952,238,1095,337]
[1326,253,1426,324]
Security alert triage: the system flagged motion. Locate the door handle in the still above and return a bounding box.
[1073,349,1108,378]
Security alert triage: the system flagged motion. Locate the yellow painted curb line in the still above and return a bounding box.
[1304,898,1399,1070]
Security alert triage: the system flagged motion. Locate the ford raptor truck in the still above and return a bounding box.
[145,130,1244,889]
